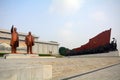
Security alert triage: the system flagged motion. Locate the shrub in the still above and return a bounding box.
[38,54,52,56]
[0,52,8,57]
[59,47,68,56]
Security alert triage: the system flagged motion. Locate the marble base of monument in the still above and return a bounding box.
[5,54,39,59]
[0,64,52,80]
[4,54,56,59]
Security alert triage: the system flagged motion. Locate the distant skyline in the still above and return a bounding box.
[0,0,120,51]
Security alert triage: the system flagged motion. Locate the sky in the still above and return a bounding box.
[0,0,120,51]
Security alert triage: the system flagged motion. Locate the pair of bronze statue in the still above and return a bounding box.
[10,25,34,54]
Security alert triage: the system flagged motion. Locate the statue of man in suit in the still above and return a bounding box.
[25,32,34,54]
[10,25,19,53]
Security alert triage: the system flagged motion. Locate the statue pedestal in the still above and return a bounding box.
[0,60,52,80]
[4,54,56,59]
[5,54,39,59]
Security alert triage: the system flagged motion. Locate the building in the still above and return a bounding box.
[0,29,59,55]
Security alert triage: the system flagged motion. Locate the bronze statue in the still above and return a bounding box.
[25,32,34,54]
[10,25,19,53]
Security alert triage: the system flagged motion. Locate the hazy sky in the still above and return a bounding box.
[0,0,120,50]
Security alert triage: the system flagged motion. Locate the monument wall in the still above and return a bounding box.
[0,29,59,54]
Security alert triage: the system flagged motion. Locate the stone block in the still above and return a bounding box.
[0,64,52,80]
[43,65,52,80]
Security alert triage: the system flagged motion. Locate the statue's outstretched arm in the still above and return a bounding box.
[11,25,14,33]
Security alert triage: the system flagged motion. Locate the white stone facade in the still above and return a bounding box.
[0,29,59,55]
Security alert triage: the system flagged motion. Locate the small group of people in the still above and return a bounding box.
[10,25,34,54]
[111,37,117,50]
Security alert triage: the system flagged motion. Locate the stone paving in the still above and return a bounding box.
[67,63,120,80]
[51,57,120,79]
[0,51,120,80]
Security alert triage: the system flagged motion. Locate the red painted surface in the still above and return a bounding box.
[74,29,111,52]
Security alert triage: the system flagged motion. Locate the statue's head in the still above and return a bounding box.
[28,32,31,35]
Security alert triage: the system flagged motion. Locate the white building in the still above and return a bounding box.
[0,29,59,55]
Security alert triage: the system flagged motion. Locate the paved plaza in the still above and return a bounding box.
[66,63,120,80]
[0,54,120,80]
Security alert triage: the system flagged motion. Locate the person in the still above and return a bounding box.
[111,38,117,50]
[25,32,34,54]
[10,25,19,53]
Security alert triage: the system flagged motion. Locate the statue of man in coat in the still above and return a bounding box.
[25,32,34,54]
[10,25,19,53]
